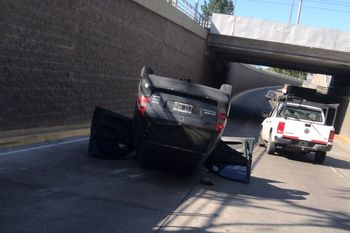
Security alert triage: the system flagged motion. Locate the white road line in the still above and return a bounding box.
[0,137,89,156]
[330,166,344,178]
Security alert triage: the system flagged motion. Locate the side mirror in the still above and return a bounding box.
[261,111,269,118]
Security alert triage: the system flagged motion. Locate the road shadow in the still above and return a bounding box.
[0,139,210,233]
[272,150,350,169]
[273,150,314,163]
[323,155,350,169]
[209,176,309,200]
[158,174,350,232]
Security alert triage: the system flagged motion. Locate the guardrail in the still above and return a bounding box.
[166,0,210,28]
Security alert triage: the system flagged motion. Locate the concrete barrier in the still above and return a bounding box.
[225,63,302,95]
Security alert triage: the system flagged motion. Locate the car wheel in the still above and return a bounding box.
[258,132,265,147]
[314,151,326,164]
[266,133,276,155]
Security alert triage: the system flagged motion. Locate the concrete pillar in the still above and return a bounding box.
[329,75,350,137]
[340,102,350,137]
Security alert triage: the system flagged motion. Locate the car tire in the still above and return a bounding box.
[266,133,276,155]
[314,151,326,164]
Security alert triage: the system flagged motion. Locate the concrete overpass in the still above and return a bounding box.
[208,14,350,76]
[207,13,350,136]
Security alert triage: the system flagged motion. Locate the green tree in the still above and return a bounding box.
[201,0,235,19]
[267,67,307,80]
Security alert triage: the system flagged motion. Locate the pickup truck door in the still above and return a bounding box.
[261,107,277,140]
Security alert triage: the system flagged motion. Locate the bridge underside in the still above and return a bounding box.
[208,34,350,137]
[208,34,350,77]
[208,14,350,137]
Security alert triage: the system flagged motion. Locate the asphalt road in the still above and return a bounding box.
[1,87,349,233]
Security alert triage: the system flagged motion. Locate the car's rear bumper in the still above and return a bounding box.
[274,137,332,152]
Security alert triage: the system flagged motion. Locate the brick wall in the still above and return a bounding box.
[0,0,213,133]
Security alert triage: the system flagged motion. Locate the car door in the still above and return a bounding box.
[88,106,134,159]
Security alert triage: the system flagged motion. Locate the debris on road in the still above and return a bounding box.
[205,137,254,183]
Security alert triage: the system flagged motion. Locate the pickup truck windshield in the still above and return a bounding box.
[279,106,323,122]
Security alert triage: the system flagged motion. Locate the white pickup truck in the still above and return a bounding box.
[259,99,335,163]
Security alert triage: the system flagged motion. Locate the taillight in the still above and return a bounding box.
[216,112,226,132]
[216,123,224,132]
[277,122,285,134]
[137,96,150,116]
[328,130,335,143]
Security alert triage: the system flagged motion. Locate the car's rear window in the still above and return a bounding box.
[279,106,323,122]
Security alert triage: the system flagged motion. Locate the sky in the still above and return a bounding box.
[189,0,350,32]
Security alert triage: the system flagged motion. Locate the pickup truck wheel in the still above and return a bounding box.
[314,151,326,164]
[267,133,276,155]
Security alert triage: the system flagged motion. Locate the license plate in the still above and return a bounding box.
[173,102,193,114]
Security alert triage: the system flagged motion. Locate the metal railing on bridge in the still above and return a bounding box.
[166,0,210,28]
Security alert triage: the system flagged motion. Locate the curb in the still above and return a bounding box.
[0,128,90,149]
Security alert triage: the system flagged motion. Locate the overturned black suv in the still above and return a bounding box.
[89,67,233,173]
